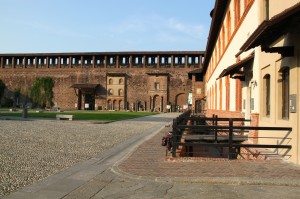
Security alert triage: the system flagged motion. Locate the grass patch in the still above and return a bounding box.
[0,111,157,121]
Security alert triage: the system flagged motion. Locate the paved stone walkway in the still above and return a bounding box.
[116,126,300,186]
[3,113,300,199]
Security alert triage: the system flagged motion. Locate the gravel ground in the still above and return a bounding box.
[0,113,177,197]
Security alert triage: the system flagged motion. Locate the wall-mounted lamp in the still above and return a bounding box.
[250,80,257,87]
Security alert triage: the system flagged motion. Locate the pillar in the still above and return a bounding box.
[250,113,259,144]
[199,55,203,68]
[92,56,95,68]
[116,56,119,68]
[58,56,61,68]
[129,55,132,68]
[104,56,107,68]
[185,55,188,68]
[161,96,164,112]
[69,56,72,68]
[0,57,3,68]
[12,57,15,68]
[143,55,146,68]
[149,96,152,111]
[46,57,49,68]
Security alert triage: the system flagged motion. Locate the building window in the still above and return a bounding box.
[154,82,160,90]
[119,89,123,96]
[119,78,124,85]
[227,11,231,42]
[263,74,271,116]
[282,68,289,119]
[108,89,114,96]
[109,78,113,85]
[235,0,241,27]
[222,27,225,51]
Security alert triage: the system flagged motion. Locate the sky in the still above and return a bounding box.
[0,0,215,53]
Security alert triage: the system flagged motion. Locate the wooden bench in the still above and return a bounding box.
[56,114,74,121]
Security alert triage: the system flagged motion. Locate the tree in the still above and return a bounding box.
[30,77,54,108]
[13,87,21,107]
[0,79,5,105]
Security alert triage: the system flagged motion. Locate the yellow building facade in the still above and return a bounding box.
[204,0,300,164]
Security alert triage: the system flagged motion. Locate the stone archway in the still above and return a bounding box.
[119,100,123,110]
[153,95,160,112]
[175,93,186,112]
[195,99,201,113]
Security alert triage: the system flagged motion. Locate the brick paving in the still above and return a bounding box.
[118,126,300,185]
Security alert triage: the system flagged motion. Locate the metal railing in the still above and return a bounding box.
[168,114,292,160]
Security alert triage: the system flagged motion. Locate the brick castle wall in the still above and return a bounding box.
[0,67,198,111]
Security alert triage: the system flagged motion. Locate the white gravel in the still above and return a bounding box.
[0,113,178,197]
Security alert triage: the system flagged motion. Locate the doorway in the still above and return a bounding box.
[84,93,95,110]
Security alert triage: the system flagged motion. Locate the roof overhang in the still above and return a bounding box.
[71,84,99,94]
[218,53,254,80]
[188,68,203,74]
[203,0,230,72]
[237,3,300,57]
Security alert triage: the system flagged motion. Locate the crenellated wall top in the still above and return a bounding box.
[0,51,205,70]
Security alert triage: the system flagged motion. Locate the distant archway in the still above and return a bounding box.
[153,95,160,112]
[195,100,201,113]
[175,93,186,111]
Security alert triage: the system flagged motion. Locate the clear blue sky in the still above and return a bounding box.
[0,0,215,53]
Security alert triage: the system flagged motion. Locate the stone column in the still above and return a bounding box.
[46,57,49,68]
[160,96,163,112]
[0,57,3,68]
[92,56,95,68]
[24,57,27,68]
[199,55,203,68]
[157,55,160,68]
[149,96,152,111]
[143,55,146,68]
[104,56,107,68]
[250,113,259,144]
[80,56,83,68]
[58,56,61,68]
[185,55,188,68]
[12,57,15,68]
[34,57,37,68]
[171,55,174,68]
[69,56,72,68]
[116,56,119,68]
[129,55,132,68]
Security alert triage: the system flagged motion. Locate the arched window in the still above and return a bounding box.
[108,89,114,96]
[108,78,113,85]
[119,100,123,110]
[119,78,124,85]
[263,74,271,116]
[119,89,123,96]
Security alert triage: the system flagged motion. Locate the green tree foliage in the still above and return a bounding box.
[0,79,5,102]
[30,77,54,108]
[13,87,21,106]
